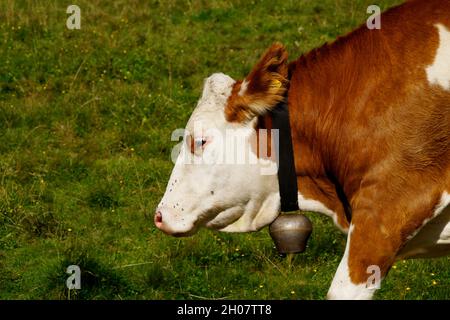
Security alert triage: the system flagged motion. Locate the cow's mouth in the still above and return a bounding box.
[154,203,240,237]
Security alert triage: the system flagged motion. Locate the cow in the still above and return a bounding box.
[155,0,450,299]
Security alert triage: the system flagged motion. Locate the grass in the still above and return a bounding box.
[0,0,448,300]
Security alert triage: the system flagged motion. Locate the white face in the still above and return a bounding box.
[155,73,280,236]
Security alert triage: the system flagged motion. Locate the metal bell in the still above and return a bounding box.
[269,212,313,254]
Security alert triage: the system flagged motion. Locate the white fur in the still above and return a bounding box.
[298,193,348,233]
[437,192,450,244]
[238,80,249,96]
[217,192,280,232]
[188,73,236,128]
[426,24,450,90]
[397,191,450,259]
[327,225,378,300]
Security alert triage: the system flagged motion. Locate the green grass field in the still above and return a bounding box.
[0,0,449,300]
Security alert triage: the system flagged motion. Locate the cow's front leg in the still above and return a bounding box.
[326,223,388,300]
[325,181,444,299]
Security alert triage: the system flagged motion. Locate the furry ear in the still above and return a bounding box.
[225,43,289,122]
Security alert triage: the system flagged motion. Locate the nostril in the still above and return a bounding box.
[155,211,163,224]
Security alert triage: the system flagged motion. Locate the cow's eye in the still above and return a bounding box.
[188,135,208,154]
[194,137,207,149]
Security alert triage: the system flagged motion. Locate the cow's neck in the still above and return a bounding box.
[285,32,381,231]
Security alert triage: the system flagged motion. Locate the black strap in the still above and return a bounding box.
[270,100,299,212]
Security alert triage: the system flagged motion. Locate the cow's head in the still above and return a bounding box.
[155,43,289,236]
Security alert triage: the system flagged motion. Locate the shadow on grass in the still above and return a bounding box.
[86,187,120,209]
[45,249,137,299]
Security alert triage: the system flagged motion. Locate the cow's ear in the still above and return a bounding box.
[225,43,289,122]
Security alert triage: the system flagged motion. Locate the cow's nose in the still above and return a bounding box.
[154,211,163,228]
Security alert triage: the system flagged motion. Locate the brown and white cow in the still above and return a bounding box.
[155,0,450,299]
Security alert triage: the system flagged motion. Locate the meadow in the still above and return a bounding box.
[0,0,448,299]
